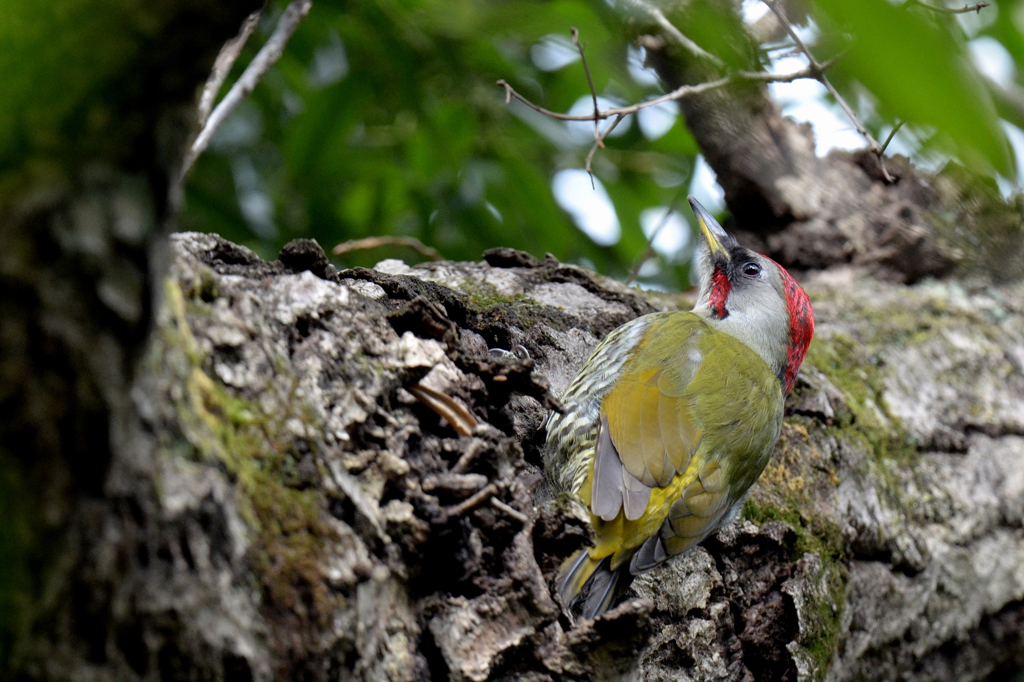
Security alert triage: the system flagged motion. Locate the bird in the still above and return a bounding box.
[544,196,814,619]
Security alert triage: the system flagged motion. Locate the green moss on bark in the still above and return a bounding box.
[159,279,335,623]
[743,496,846,681]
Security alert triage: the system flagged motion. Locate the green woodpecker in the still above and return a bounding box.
[545,197,814,618]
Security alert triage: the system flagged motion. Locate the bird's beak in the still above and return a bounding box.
[689,196,735,262]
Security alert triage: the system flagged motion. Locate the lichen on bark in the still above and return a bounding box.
[12,230,1019,681]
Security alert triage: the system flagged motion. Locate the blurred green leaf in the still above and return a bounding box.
[815,0,1012,175]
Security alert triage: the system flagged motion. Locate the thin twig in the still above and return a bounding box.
[572,27,604,188]
[762,0,894,182]
[198,11,262,127]
[442,484,498,520]
[879,120,905,155]
[625,190,688,286]
[182,0,313,179]
[407,384,480,437]
[571,28,601,149]
[901,0,989,14]
[620,0,725,67]
[450,440,487,475]
[497,62,823,123]
[764,2,872,148]
[584,114,625,182]
[490,498,529,524]
[332,235,444,261]
[498,76,728,120]
[498,58,831,182]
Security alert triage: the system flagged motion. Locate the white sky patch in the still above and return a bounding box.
[792,17,820,46]
[627,45,660,86]
[637,259,660,278]
[969,37,1015,88]
[308,31,349,89]
[957,1,998,37]
[785,99,866,155]
[565,96,633,144]
[638,101,679,140]
[768,55,826,104]
[878,123,920,158]
[640,207,691,261]
[997,121,1024,196]
[689,155,725,213]
[741,0,769,24]
[531,34,580,72]
[552,169,622,246]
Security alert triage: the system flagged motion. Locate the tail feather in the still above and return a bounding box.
[557,550,625,619]
[582,562,623,619]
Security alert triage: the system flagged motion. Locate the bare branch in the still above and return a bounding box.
[442,484,498,521]
[879,120,905,155]
[901,0,989,14]
[619,0,725,68]
[490,498,529,524]
[584,114,626,181]
[197,11,262,127]
[496,22,838,183]
[498,77,726,121]
[407,384,480,437]
[182,0,313,179]
[571,27,602,152]
[762,0,894,182]
[625,190,687,286]
[496,63,825,123]
[332,235,444,261]
[498,47,833,181]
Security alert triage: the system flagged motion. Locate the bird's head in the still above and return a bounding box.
[688,196,814,392]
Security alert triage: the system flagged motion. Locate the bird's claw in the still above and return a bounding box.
[488,344,530,361]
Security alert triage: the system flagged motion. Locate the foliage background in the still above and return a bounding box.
[180,0,1024,292]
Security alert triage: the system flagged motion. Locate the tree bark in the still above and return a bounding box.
[12,230,1021,681]
[0,0,265,675]
[4,3,1024,681]
[636,9,1024,285]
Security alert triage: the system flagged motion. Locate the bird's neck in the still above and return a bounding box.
[696,303,791,387]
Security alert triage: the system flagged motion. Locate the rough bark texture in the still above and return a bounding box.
[0,0,266,675]
[638,12,1024,285]
[3,3,1024,681]
[13,231,1020,681]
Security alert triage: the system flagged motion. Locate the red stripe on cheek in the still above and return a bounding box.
[779,268,814,392]
[709,267,731,319]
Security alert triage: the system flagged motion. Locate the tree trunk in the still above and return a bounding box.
[3,4,1024,681]
[12,229,1021,681]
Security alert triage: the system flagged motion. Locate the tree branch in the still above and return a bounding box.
[332,235,444,261]
[901,0,989,14]
[496,62,823,123]
[182,0,313,180]
[763,0,894,182]
[618,0,725,68]
[625,189,687,286]
[570,27,602,150]
[197,11,262,128]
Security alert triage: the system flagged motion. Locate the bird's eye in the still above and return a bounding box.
[742,262,762,277]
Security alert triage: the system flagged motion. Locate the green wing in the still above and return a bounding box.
[591,312,784,570]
